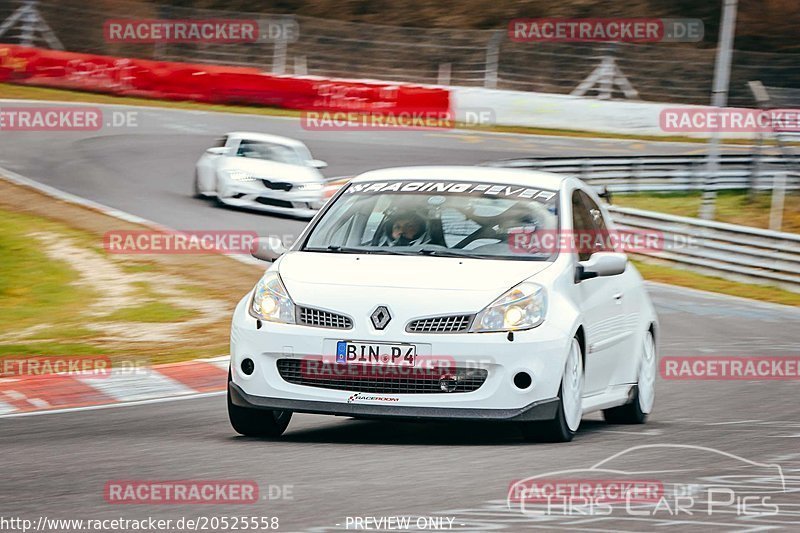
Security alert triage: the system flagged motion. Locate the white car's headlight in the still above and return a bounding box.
[225,169,258,182]
[296,183,323,191]
[471,282,546,332]
[249,271,296,324]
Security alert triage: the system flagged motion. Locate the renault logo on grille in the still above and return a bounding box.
[370,306,391,330]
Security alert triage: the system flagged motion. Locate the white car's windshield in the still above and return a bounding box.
[235,140,306,165]
[304,179,559,260]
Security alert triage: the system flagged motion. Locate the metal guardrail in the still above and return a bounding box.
[485,155,800,192]
[609,206,800,291]
[487,156,800,291]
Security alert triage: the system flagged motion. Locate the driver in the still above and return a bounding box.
[383,211,428,246]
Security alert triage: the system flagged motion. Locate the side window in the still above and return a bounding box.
[580,191,614,254]
[571,190,594,261]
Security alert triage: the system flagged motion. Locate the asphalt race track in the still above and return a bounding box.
[1,103,799,531]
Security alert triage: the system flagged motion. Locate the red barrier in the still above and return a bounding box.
[0,44,449,114]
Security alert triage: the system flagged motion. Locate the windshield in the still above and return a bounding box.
[303,179,559,260]
[235,140,306,165]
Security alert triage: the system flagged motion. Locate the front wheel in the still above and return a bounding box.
[193,170,204,199]
[603,330,656,424]
[227,380,292,438]
[521,337,583,443]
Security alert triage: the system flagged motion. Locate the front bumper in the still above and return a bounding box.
[231,294,574,416]
[217,179,323,218]
[230,381,560,421]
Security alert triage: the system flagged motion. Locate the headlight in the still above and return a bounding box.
[225,169,257,182]
[471,282,546,332]
[249,271,296,324]
[296,182,323,191]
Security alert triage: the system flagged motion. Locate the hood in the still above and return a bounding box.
[277,252,553,314]
[219,157,322,183]
[280,252,551,290]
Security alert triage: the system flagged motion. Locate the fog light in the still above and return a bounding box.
[513,371,532,390]
[439,374,459,392]
[241,358,255,376]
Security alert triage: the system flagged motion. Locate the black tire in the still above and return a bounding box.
[227,375,292,438]
[602,385,647,424]
[520,384,576,443]
[193,171,204,199]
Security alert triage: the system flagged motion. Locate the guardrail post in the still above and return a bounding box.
[770,172,786,231]
[484,30,503,89]
[273,37,288,75]
[438,63,452,86]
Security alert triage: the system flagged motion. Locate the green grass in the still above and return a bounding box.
[0,206,219,362]
[0,82,775,145]
[614,190,800,233]
[632,259,800,307]
[103,301,193,323]
[0,210,99,336]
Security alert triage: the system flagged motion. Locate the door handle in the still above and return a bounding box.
[613,292,624,302]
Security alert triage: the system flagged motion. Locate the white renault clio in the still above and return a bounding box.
[228,166,658,442]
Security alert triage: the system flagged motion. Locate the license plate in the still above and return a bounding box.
[336,341,416,367]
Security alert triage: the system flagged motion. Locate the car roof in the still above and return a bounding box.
[226,132,307,148]
[351,166,567,191]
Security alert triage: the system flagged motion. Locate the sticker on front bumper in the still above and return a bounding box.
[347,392,399,404]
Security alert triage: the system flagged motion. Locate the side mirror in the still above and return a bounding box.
[250,236,287,262]
[206,147,231,156]
[575,252,627,282]
[309,159,328,169]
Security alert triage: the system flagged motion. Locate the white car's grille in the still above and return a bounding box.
[276,359,488,394]
[297,306,353,329]
[406,314,474,333]
[261,179,293,191]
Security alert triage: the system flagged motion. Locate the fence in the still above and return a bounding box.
[485,156,800,290]
[2,0,800,106]
[609,206,800,291]
[483,155,800,192]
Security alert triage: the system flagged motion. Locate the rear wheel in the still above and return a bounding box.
[603,330,656,424]
[227,374,292,438]
[521,337,583,443]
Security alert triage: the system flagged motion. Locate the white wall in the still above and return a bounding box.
[451,86,756,139]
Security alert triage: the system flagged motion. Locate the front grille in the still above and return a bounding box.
[406,314,474,333]
[297,306,353,329]
[261,179,293,191]
[276,359,488,394]
[255,197,293,208]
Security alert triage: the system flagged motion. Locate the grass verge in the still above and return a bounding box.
[614,190,800,233]
[0,179,264,365]
[632,259,800,307]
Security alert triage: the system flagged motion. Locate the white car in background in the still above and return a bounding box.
[228,166,658,443]
[194,132,328,218]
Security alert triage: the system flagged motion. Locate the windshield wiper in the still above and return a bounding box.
[305,245,376,254]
